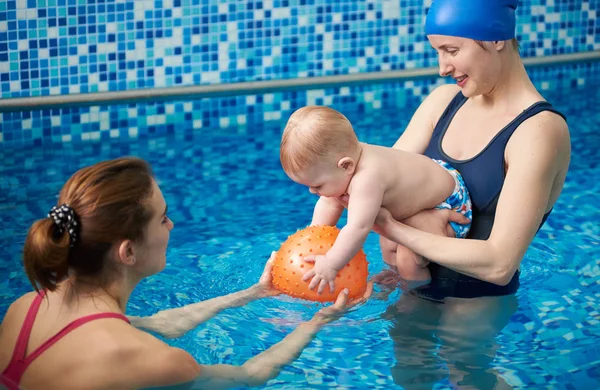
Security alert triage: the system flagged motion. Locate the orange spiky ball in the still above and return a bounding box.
[272,225,368,302]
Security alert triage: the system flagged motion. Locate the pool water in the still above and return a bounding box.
[1,81,599,389]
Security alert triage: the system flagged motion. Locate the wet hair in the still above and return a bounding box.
[474,38,520,53]
[23,157,156,292]
[280,106,359,175]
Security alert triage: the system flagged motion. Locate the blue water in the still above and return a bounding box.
[1,82,599,389]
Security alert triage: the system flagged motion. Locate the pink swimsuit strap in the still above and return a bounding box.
[1,290,130,390]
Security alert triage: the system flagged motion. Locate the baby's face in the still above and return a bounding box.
[292,160,351,198]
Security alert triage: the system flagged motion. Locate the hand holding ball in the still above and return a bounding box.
[271,225,368,302]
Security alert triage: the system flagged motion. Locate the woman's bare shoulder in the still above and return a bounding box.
[89,324,200,389]
[1,292,39,325]
[512,108,569,146]
[430,83,461,97]
[426,83,461,106]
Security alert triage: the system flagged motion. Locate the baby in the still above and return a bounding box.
[280,106,472,294]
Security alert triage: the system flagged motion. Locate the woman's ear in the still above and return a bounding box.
[117,240,136,266]
[494,40,506,51]
[337,156,356,173]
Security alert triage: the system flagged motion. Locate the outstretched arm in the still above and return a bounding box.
[144,285,372,390]
[376,115,570,285]
[323,185,384,271]
[303,179,384,293]
[310,196,344,226]
[129,254,279,338]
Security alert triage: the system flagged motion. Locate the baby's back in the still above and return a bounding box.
[361,143,456,220]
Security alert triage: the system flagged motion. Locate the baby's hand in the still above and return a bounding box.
[302,255,339,294]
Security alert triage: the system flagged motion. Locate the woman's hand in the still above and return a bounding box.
[310,282,373,326]
[239,282,373,388]
[374,207,470,239]
[372,207,395,236]
[254,252,282,298]
[403,208,470,237]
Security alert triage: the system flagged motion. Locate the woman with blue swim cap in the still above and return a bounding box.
[378,0,571,303]
[373,0,571,387]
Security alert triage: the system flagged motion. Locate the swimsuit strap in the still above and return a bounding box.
[1,290,129,390]
[23,312,130,365]
[11,290,47,362]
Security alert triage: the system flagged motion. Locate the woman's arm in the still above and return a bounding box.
[376,114,570,285]
[129,254,280,338]
[142,285,372,390]
[195,284,371,389]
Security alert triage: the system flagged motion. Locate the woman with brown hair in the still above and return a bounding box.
[0,157,367,390]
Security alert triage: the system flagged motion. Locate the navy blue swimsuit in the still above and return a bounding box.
[415,92,566,300]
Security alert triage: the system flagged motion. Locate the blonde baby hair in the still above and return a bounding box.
[280,106,359,175]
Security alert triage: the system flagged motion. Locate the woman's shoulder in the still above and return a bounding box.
[3,293,199,388]
[29,329,199,389]
[426,83,461,105]
[513,89,569,132]
[0,293,38,368]
[1,291,39,327]
[10,291,39,308]
[89,326,200,388]
[512,105,569,144]
[29,321,200,389]
[416,83,462,121]
[505,103,570,172]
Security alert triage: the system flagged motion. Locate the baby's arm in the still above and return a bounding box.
[326,184,384,270]
[304,177,384,293]
[310,196,344,226]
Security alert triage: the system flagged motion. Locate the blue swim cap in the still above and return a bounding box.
[425,0,518,41]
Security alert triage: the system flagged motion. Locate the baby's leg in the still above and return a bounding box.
[373,236,403,287]
[397,209,464,284]
[394,244,431,283]
[379,235,398,270]
[377,235,430,289]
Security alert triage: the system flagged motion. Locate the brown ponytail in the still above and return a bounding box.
[22,157,155,292]
[23,218,71,292]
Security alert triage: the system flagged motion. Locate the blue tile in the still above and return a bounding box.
[0,0,598,99]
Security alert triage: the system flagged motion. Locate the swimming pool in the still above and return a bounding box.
[1,75,599,389]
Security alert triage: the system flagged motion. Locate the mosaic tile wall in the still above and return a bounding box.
[1,60,599,149]
[0,0,599,99]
